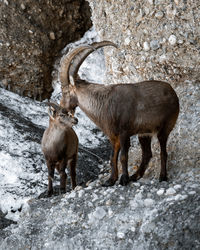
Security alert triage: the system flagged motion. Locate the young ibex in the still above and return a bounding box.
[41,102,78,196]
[59,41,179,187]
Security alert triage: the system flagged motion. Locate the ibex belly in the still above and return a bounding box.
[42,129,67,161]
[133,107,173,136]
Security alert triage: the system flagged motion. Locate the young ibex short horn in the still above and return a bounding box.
[41,102,78,196]
[59,41,179,187]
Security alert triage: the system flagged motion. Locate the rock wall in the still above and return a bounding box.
[0,0,91,100]
[87,0,200,85]
[86,0,200,181]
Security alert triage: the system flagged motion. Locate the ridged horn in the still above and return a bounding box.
[68,41,118,85]
[59,45,94,88]
[60,41,118,88]
[91,41,118,50]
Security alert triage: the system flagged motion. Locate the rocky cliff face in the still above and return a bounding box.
[87,0,199,85]
[0,0,91,100]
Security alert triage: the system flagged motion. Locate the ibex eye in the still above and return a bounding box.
[62,109,68,115]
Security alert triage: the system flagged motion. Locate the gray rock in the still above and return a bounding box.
[168,34,177,45]
[150,40,160,50]
[155,11,164,19]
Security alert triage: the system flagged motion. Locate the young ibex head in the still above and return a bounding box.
[46,102,78,127]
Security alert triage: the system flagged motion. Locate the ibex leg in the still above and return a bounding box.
[130,136,152,181]
[69,154,77,189]
[158,131,169,182]
[47,161,55,196]
[59,159,67,194]
[119,134,130,186]
[103,137,120,187]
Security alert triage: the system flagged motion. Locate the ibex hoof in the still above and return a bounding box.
[60,188,66,194]
[119,174,129,186]
[47,190,53,197]
[102,178,116,187]
[159,175,168,182]
[129,174,139,182]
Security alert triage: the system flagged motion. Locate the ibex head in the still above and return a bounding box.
[46,102,78,127]
[60,85,78,115]
[59,41,118,112]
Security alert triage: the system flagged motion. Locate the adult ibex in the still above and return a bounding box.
[41,102,78,196]
[59,41,179,187]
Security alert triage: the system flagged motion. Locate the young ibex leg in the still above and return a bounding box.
[157,131,169,182]
[59,159,67,194]
[130,136,152,182]
[119,134,130,186]
[47,161,55,196]
[69,154,77,189]
[103,137,120,187]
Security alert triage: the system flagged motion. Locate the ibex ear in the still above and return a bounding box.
[44,101,60,111]
[50,106,55,112]
[48,107,55,120]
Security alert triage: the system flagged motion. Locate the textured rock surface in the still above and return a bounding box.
[0,0,91,100]
[87,0,200,85]
[1,178,199,249]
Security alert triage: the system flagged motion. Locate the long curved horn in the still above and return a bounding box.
[91,41,118,50]
[59,45,94,88]
[68,41,118,85]
[60,41,118,88]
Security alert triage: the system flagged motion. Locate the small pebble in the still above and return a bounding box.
[168,35,177,45]
[144,198,154,207]
[143,41,150,51]
[165,188,176,196]
[150,40,160,50]
[155,11,164,19]
[93,207,106,220]
[124,37,131,45]
[174,184,181,190]
[157,189,165,196]
[68,191,76,199]
[117,232,125,239]
[49,32,55,40]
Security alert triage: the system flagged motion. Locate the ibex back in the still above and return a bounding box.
[59,41,179,187]
[41,102,78,196]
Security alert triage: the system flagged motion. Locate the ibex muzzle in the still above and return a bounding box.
[41,102,78,196]
[59,41,179,187]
